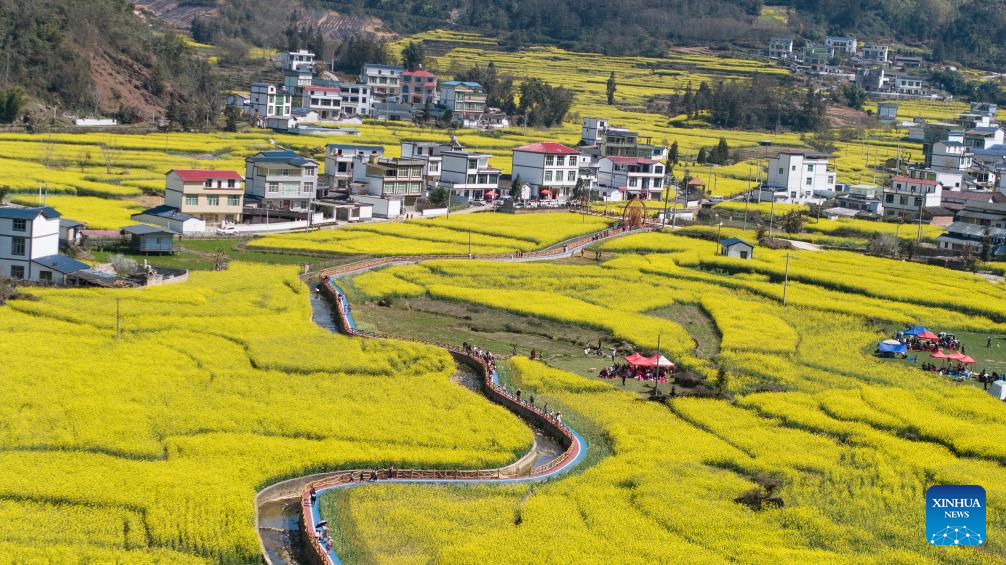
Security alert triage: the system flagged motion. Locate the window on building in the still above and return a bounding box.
[207,196,220,206]
[304,182,314,192]
[227,179,238,188]
[204,180,213,188]
[10,265,24,279]
[805,177,812,185]
[267,182,279,193]
[10,237,25,256]
[545,156,555,166]
[185,195,198,206]
[12,218,26,232]
[228,196,240,206]
[305,167,316,176]
[791,165,796,171]
[629,178,638,187]
[567,170,576,181]
[39,270,52,283]
[807,164,814,171]
[545,171,553,181]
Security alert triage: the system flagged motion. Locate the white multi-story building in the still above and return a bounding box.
[860,44,889,63]
[362,64,404,102]
[768,38,794,59]
[883,174,942,220]
[580,117,667,159]
[302,85,342,120]
[245,150,319,211]
[283,68,315,95]
[325,144,385,189]
[438,150,501,202]
[333,82,371,116]
[511,142,580,201]
[401,141,453,182]
[597,156,665,201]
[825,36,857,55]
[0,207,87,283]
[250,83,291,119]
[281,50,315,72]
[163,169,244,227]
[892,74,928,96]
[764,149,836,202]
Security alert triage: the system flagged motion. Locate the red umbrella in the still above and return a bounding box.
[929,351,950,360]
[959,355,977,364]
[917,331,939,341]
[539,188,552,196]
[485,190,498,197]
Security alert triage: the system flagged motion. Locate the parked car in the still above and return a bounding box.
[216,224,238,235]
[471,199,487,207]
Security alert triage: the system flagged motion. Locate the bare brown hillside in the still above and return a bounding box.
[133,0,391,40]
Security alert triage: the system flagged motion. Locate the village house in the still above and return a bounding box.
[596,156,665,201]
[0,207,88,283]
[511,142,580,201]
[310,80,371,116]
[351,157,425,211]
[245,150,319,212]
[122,224,177,254]
[883,173,943,221]
[400,69,438,105]
[362,64,404,103]
[325,144,385,190]
[720,238,754,259]
[163,169,244,227]
[281,50,315,72]
[302,85,342,120]
[802,46,831,71]
[580,118,668,160]
[250,83,291,121]
[926,138,973,190]
[438,150,501,203]
[891,74,929,97]
[877,102,899,122]
[762,149,836,203]
[768,38,794,60]
[283,67,315,96]
[825,36,857,55]
[938,201,1006,256]
[860,44,890,64]
[438,81,487,128]
[401,140,461,182]
[131,205,206,235]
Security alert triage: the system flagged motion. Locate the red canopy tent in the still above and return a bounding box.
[624,353,652,367]
[917,331,939,341]
[929,351,950,360]
[645,355,675,368]
[959,354,977,364]
[945,351,967,361]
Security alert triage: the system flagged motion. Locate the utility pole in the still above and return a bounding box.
[661,169,672,228]
[743,165,752,230]
[468,227,472,258]
[715,222,723,255]
[782,253,790,306]
[916,187,925,243]
[768,198,776,239]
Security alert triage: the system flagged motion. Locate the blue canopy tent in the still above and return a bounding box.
[904,326,928,336]
[878,341,908,356]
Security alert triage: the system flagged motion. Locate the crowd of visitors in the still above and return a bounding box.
[598,363,670,386]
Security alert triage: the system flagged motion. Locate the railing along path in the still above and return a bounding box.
[282,223,654,564]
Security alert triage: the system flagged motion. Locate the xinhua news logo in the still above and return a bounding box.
[926,485,986,546]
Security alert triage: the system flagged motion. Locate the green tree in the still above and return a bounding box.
[841,83,868,110]
[510,174,523,199]
[669,140,679,165]
[780,210,805,234]
[518,78,574,127]
[0,87,27,124]
[697,147,708,164]
[224,105,241,132]
[606,71,616,105]
[429,186,450,206]
[402,41,426,71]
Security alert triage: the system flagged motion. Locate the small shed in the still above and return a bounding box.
[877,102,899,122]
[59,218,86,246]
[122,225,176,254]
[720,237,754,259]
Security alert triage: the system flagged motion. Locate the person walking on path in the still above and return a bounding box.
[989,336,994,348]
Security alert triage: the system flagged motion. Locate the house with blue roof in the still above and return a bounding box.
[720,237,754,259]
[438,81,486,128]
[0,206,88,283]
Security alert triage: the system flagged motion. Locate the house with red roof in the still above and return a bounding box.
[597,156,666,201]
[164,169,245,227]
[883,172,943,222]
[511,142,581,201]
[400,69,438,105]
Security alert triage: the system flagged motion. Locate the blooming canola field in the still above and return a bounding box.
[323,228,1006,563]
[0,263,532,561]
